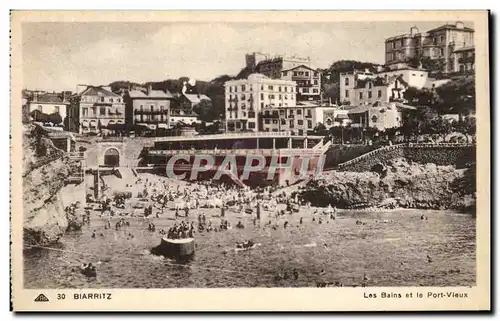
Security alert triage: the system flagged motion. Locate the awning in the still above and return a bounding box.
[158,123,169,129]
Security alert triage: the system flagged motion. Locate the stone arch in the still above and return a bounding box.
[103,147,120,167]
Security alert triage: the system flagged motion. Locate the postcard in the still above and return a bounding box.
[10,10,490,311]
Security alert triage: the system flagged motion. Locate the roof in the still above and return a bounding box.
[79,86,121,98]
[355,75,408,89]
[182,93,211,104]
[427,24,474,33]
[281,64,318,73]
[128,89,174,99]
[453,46,475,53]
[32,93,68,104]
[170,109,199,117]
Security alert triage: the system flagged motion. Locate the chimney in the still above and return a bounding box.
[33,92,38,102]
[456,21,464,29]
[410,26,419,36]
[147,84,152,95]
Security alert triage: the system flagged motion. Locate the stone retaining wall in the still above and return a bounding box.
[339,145,475,172]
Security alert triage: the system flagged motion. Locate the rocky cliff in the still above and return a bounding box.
[298,158,476,213]
[23,124,83,246]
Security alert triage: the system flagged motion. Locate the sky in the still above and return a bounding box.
[22,21,472,92]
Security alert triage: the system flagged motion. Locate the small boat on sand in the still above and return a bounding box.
[151,237,195,258]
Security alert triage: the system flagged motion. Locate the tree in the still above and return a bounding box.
[48,112,63,125]
[193,99,216,122]
[312,123,328,136]
[403,86,438,107]
[453,116,476,143]
[435,77,475,117]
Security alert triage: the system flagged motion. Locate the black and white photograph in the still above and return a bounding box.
[10,10,490,311]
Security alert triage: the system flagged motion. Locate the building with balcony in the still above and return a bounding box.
[124,85,173,131]
[340,70,408,106]
[224,73,296,132]
[260,102,339,136]
[68,85,125,134]
[384,21,474,73]
[452,46,475,73]
[280,65,321,101]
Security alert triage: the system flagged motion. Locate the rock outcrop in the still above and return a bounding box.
[298,158,476,212]
[23,124,83,246]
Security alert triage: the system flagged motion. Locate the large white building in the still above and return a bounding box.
[224,73,296,132]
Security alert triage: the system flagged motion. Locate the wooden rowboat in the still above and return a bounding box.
[152,237,195,258]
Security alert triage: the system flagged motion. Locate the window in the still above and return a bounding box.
[297,109,302,115]
[345,77,349,86]
[272,119,277,124]
[412,73,416,76]
[281,119,286,125]
[229,86,232,93]
[279,86,282,92]
[305,72,309,77]
[284,87,288,92]
[314,80,318,85]
[101,97,105,102]
[401,39,404,46]
[242,85,246,91]
[260,93,264,100]
[297,119,304,126]
[289,120,294,128]
[440,48,444,56]
[392,42,395,49]
[303,88,310,93]
[110,98,113,103]
[100,107,106,115]
[307,110,312,118]
[241,94,246,100]
[368,91,372,99]
[236,122,242,129]
[283,71,287,76]
[433,37,437,45]
[289,110,294,116]
[279,94,282,100]
[248,122,255,129]
[345,90,349,98]
[440,36,444,43]
[82,107,88,116]
[314,72,318,77]
[265,119,270,124]
[261,85,264,90]
[359,92,363,99]
[248,111,255,118]
[291,95,294,100]
[368,82,372,89]
[150,105,154,111]
[279,110,285,116]
[268,85,274,90]
[313,89,319,93]
[378,90,382,98]
[293,71,298,76]
[261,102,264,108]
[284,95,288,100]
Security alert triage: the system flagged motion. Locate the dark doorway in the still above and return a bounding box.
[104,148,120,167]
